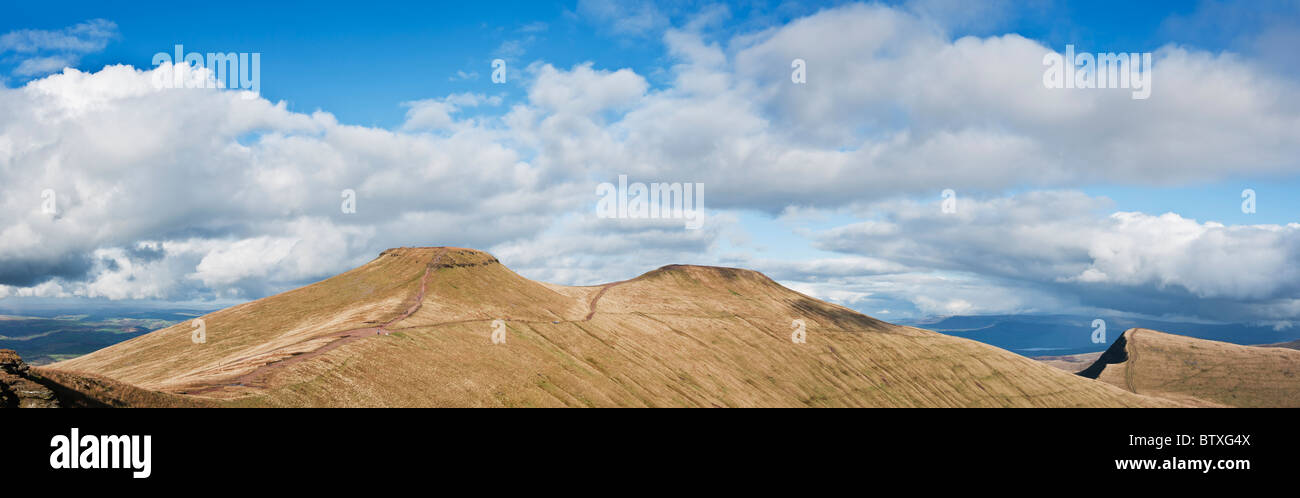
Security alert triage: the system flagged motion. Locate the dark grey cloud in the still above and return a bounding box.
[126,243,166,263]
[0,252,93,287]
[808,192,1300,324]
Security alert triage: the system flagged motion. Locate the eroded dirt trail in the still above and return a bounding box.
[376,249,445,334]
[1125,329,1139,393]
[583,279,631,321]
[182,251,636,396]
[181,249,446,395]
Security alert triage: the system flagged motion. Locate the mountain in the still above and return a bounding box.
[38,247,1173,407]
[1261,339,1300,351]
[1077,328,1300,407]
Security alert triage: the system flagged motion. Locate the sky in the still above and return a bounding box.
[0,0,1298,330]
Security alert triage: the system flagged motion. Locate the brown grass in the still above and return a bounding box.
[1080,328,1300,408]
[1034,352,1102,374]
[29,368,213,408]
[45,247,1178,407]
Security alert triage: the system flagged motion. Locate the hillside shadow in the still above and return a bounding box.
[1077,332,1129,379]
[28,372,112,408]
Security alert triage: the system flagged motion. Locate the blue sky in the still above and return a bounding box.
[1,1,1298,330]
[0,0,1252,127]
[8,0,1296,223]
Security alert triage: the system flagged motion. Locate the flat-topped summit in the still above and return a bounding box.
[378,246,500,266]
[642,264,774,282]
[379,246,486,257]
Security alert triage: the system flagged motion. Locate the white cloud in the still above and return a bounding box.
[0,19,117,54]
[576,0,668,36]
[495,38,531,59]
[401,92,502,131]
[1,19,118,78]
[448,70,479,82]
[0,64,562,300]
[811,192,1300,323]
[0,3,1298,329]
[14,55,77,76]
[526,62,648,115]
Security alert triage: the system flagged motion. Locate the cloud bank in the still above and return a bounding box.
[1,3,1298,327]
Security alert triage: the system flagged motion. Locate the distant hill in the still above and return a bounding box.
[38,247,1171,407]
[1076,328,1300,407]
[1261,339,1300,351]
[1032,352,1102,374]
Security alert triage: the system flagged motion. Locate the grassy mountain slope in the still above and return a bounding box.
[44,247,1175,407]
[1079,328,1300,407]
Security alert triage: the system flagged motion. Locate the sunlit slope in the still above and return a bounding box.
[49,248,1172,407]
[1080,328,1300,408]
[51,247,446,390]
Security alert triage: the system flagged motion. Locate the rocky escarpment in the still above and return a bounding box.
[0,349,60,408]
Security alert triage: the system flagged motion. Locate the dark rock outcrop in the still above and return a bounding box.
[0,349,61,408]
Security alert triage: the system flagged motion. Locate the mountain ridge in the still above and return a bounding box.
[1076,328,1300,407]
[40,247,1176,407]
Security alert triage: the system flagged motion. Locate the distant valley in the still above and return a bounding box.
[0,308,214,365]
